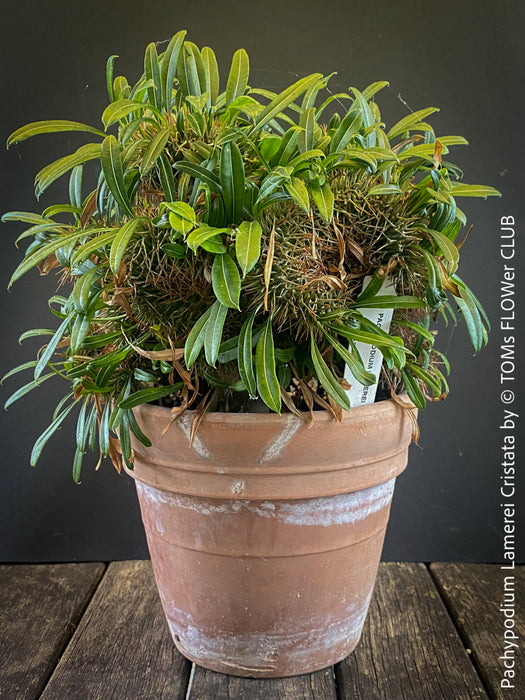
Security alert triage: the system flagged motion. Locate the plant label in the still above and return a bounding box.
[344,276,395,407]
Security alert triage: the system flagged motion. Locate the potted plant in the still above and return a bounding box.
[3,31,499,677]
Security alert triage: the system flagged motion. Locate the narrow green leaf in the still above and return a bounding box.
[35,312,73,379]
[70,229,117,267]
[350,295,426,310]
[238,312,257,398]
[323,331,376,386]
[4,372,55,409]
[252,73,323,133]
[220,141,245,224]
[201,46,220,106]
[298,107,316,153]
[285,177,310,213]
[1,211,49,225]
[99,400,111,456]
[387,107,440,139]
[204,301,228,367]
[310,329,351,410]
[35,143,101,197]
[212,253,241,309]
[7,120,104,148]
[102,99,161,129]
[30,399,78,466]
[157,153,176,200]
[401,369,426,409]
[1,360,38,384]
[309,180,334,223]
[9,229,86,287]
[140,127,170,175]
[427,228,459,272]
[106,55,118,102]
[101,135,133,216]
[109,218,145,274]
[144,42,162,108]
[225,48,250,107]
[119,384,182,410]
[449,183,501,198]
[72,265,99,312]
[161,30,187,111]
[185,306,213,367]
[174,160,222,193]
[367,184,403,196]
[255,318,281,413]
[235,220,263,277]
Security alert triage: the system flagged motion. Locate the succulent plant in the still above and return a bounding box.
[2,31,500,479]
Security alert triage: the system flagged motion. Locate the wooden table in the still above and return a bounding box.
[0,562,522,699]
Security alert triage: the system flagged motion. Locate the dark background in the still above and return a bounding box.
[0,0,522,563]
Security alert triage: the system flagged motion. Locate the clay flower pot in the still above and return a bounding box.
[126,397,413,678]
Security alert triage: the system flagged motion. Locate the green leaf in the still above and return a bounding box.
[285,177,310,213]
[35,143,101,197]
[164,201,197,234]
[201,46,220,107]
[4,372,55,409]
[185,305,213,367]
[220,141,245,224]
[1,360,38,384]
[144,42,162,108]
[309,180,334,223]
[455,287,484,353]
[174,161,222,193]
[212,253,241,308]
[426,228,459,272]
[140,127,171,175]
[367,184,403,196]
[186,225,228,253]
[225,48,250,106]
[252,73,323,133]
[330,112,361,153]
[204,301,228,367]
[449,183,501,198]
[157,153,176,200]
[255,317,281,413]
[109,218,145,274]
[70,229,117,267]
[297,107,316,153]
[101,135,133,216]
[161,30,187,111]
[323,331,376,386]
[30,398,79,466]
[101,99,161,129]
[387,107,440,139]
[329,323,405,350]
[235,220,263,277]
[7,120,105,148]
[401,369,426,409]
[162,242,186,258]
[72,265,99,312]
[238,312,257,398]
[99,400,111,456]
[106,55,118,102]
[9,229,86,287]
[119,384,182,410]
[1,211,49,225]
[310,329,351,410]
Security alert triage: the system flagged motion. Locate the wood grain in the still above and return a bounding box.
[0,562,104,700]
[186,664,337,699]
[336,562,488,699]
[40,560,191,699]
[431,563,524,700]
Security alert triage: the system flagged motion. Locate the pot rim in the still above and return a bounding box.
[133,393,412,426]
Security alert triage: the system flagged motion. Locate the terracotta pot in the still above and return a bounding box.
[126,398,413,678]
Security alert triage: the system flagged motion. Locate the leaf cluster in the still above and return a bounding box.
[3,32,500,479]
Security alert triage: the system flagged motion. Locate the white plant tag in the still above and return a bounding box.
[344,276,396,407]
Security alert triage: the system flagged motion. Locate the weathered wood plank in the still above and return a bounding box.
[0,562,104,700]
[336,562,488,699]
[40,560,191,699]
[186,664,337,699]
[431,563,524,700]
